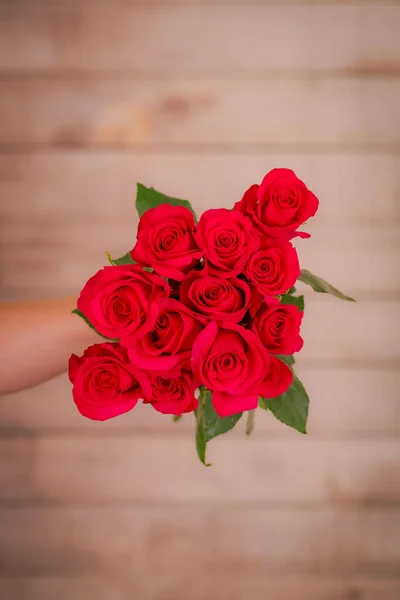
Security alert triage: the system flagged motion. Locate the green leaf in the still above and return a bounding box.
[298,269,355,302]
[106,252,153,272]
[280,294,304,311]
[195,388,242,466]
[195,394,210,467]
[246,410,255,436]
[287,286,296,295]
[172,415,182,423]
[276,355,295,367]
[72,309,119,343]
[111,252,135,266]
[136,183,197,221]
[261,374,309,434]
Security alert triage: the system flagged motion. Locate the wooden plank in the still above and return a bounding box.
[0,506,399,576]
[1,436,399,503]
[0,79,399,147]
[0,0,397,7]
[1,367,399,435]
[0,4,399,74]
[1,152,398,224]
[295,227,400,297]
[300,301,400,363]
[1,574,400,600]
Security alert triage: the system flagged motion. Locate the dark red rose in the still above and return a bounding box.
[245,240,300,299]
[234,168,319,239]
[195,208,259,277]
[252,303,303,355]
[128,298,203,370]
[192,321,292,417]
[77,264,168,344]
[68,343,150,421]
[145,369,198,416]
[180,271,251,323]
[131,204,203,280]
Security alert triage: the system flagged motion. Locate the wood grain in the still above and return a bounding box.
[0,506,399,575]
[1,436,399,503]
[0,79,399,148]
[1,367,399,435]
[0,4,399,74]
[1,574,400,600]
[1,2,399,595]
[1,152,398,224]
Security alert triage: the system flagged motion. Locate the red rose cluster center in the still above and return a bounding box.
[69,168,319,421]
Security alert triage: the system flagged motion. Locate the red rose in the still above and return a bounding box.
[68,343,150,421]
[77,264,168,344]
[192,321,292,416]
[131,204,202,280]
[128,298,203,370]
[145,369,198,416]
[252,303,303,355]
[234,168,319,239]
[195,208,259,277]
[257,354,294,400]
[245,241,300,299]
[180,271,251,323]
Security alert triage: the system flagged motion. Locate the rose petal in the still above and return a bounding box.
[212,390,258,417]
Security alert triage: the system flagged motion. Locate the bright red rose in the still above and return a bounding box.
[234,168,319,239]
[68,343,150,421]
[245,240,300,299]
[131,204,202,280]
[192,321,292,417]
[77,264,168,344]
[180,271,251,323]
[128,298,203,370]
[252,303,303,355]
[195,208,259,277]
[145,369,198,416]
[256,355,293,400]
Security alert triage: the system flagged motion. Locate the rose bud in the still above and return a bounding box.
[192,321,292,417]
[234,168,319,239]
[131,204,203,280]
[180,271,251,323]
[245,240,300,299]
[195,208,259,277]
[77,264,169,344]
[253,303,303,355]
[68,343,150,421]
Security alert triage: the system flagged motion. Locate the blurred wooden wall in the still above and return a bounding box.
[1,1,400,599]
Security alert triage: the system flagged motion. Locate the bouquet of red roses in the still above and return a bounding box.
[69,168,354,464]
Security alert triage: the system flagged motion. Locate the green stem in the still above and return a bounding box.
[195,386,210,466]
[246,410,255,436]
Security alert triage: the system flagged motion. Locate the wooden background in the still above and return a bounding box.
[1,1,400,599]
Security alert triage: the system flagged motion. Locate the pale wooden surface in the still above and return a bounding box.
[1,507,399,572]
[1,575,400,600]
[0,4,399,74]
[2,436,400,503]
[0,1,399,599]
[1,80,399,148]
